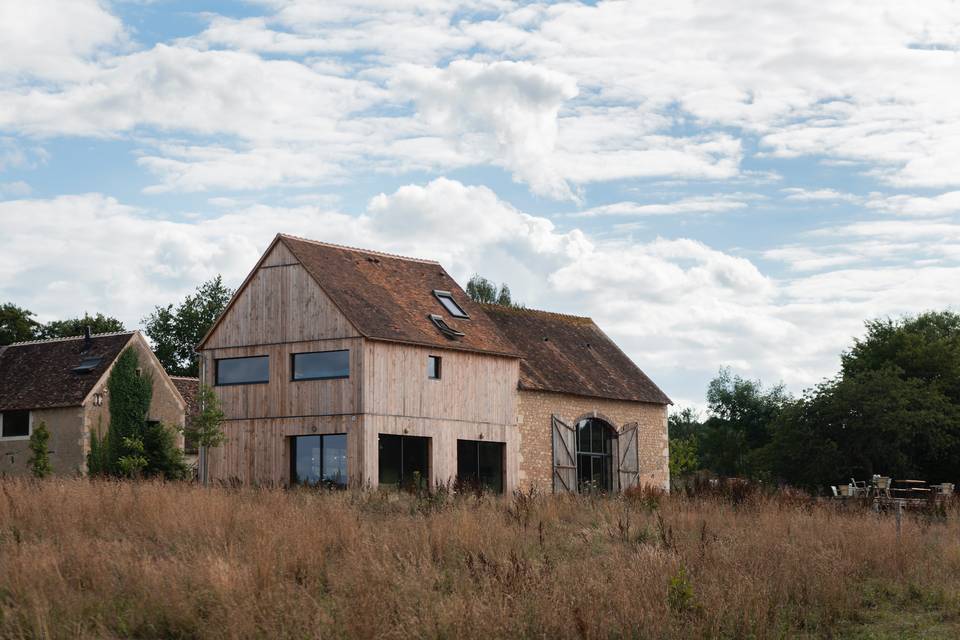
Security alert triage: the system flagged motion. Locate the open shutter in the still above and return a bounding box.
[552,415,577,493]
[618,422,640,491]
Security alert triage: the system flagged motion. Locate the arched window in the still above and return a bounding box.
[576,418,615,492]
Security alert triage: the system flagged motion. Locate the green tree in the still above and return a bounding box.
[764,311,960,490]
[143,422,188,480]
[668,407,702,480]
[698,369,790,478]
[28,421,52,479]
[0,302,41,345]
[465,274,522,308]
[185,385,227,485]
[40,313,125,339]
[106,348,154,475]
[143,276,233,376]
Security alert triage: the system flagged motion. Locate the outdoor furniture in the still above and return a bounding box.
[850,478,868,497]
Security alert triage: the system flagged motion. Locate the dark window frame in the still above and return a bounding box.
[290,349,350,382]
[428,314,464,339]
[427,355,442,380]
[215,355,270,386]
[432,290,470,319]
[456,438,505,494]
[289,433,348,488]
[575,418,615,493]
[0,410,31,440]
[378,434,431,491]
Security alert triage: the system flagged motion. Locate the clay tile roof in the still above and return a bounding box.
[0,332,135,411]
[481,305,671,405]
[170,377,200,423]
[278,234,518,357]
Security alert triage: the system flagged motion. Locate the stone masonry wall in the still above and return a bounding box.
[517,390,669,492]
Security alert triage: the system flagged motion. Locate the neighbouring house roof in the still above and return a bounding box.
[269,234,519,357]
[170,377,199,424]
[0,332,135,411]
[481,305,672,405]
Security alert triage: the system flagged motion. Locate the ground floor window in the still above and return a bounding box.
[290,434,347,488]
[576,418,615,492]
[0,410,30,439]
[378,434,430,490]
[456,439,504,494]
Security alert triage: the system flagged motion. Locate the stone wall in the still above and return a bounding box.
[0,406,86,477]
[516,389,669,492]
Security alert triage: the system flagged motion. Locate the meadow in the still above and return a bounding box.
[1,480,959,639]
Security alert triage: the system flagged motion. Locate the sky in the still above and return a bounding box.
[1,0,958,409]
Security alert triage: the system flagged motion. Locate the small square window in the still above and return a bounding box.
[432,290,469,318]
[0,410,31,439]
[428,355,442,379]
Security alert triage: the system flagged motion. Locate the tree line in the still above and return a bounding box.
[671,311,960,492]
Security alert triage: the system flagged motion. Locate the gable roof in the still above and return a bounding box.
[481,305,671,405]
[0,332,135,411]
[201,234,518,357]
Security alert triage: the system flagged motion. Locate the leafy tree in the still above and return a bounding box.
[143,422,188,480]
[698,369,791,477]
[40,313,125,339]
[185,385,227,485]
[106,348,154,475]
[28,421,52,478]
[465,274,522,308]
[143,276,233,376]
[117,436,148,479]
[0,302,41,345]
[668,407,702,480]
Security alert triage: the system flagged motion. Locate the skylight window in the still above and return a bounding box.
[432,290,469,318]
[429,314,465,339]
[72,357,102,374]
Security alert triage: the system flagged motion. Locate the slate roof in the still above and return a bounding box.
[0,332,135,411]
[277,234,518,357]
[481,305,672,405]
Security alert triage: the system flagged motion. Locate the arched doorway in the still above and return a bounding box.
[575,417,616,492]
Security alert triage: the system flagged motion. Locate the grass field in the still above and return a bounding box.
[1,480,959,639]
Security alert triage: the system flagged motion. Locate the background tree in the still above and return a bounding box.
[668,407,702,480]
[143,276,233,376]
[28,421,52,479]
[465,274,522,308]
[40,313,125,339]
[185,384,227,485]
[0,302,41,345]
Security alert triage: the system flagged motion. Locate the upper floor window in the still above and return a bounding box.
[292,350,349,381]
[427,355,442,380]
[432,290,469,319]
[216,355,269,386]
[0,410,31,439]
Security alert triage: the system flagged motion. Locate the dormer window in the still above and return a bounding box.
[429,314,464,339]
[432,290,469,319]
[72,357,103,374]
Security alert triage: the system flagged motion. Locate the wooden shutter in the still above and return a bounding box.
[552,415,577,493]
[618,422,640,491]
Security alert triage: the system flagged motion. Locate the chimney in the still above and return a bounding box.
[82,325,92,352]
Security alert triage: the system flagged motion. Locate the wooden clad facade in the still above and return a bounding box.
[199,234,671,493]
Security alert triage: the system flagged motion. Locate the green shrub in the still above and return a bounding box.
[143,422,188,480]
[27,421,52,479]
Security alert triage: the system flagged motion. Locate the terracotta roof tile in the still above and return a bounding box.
[481,305,671,405]
[279,235,518,357]
[170,377,199,423]
[0,332,135,410]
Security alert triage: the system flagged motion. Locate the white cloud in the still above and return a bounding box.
[781,188,861,203]
[0,0,126,82]
[867,191,960,217]
[576,194,752,217]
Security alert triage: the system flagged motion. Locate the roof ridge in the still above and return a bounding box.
[479,303,594,324]
[5,330,136,347]
[279,233,440,265]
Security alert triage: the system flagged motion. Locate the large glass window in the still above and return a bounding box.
[0,410,30,439]
[378,434,430,491]
[216,356,269,385]
[290,434,348,488]
[456,439,504,494]
[576,418,614,492]
[292,350,349,381]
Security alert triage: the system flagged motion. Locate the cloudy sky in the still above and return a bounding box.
[1,0,958,407]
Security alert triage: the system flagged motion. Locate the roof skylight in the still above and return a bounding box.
[429,314,465,339]
[433,290,469,318]
[72,357,102,374]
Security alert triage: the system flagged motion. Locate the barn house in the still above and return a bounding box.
[0,330,187,476]
[197,234,671,493]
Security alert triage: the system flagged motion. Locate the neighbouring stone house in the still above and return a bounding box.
[197,233,671,493]
[0,330,187,477]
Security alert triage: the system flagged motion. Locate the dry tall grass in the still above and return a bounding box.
[1,480,959,639]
